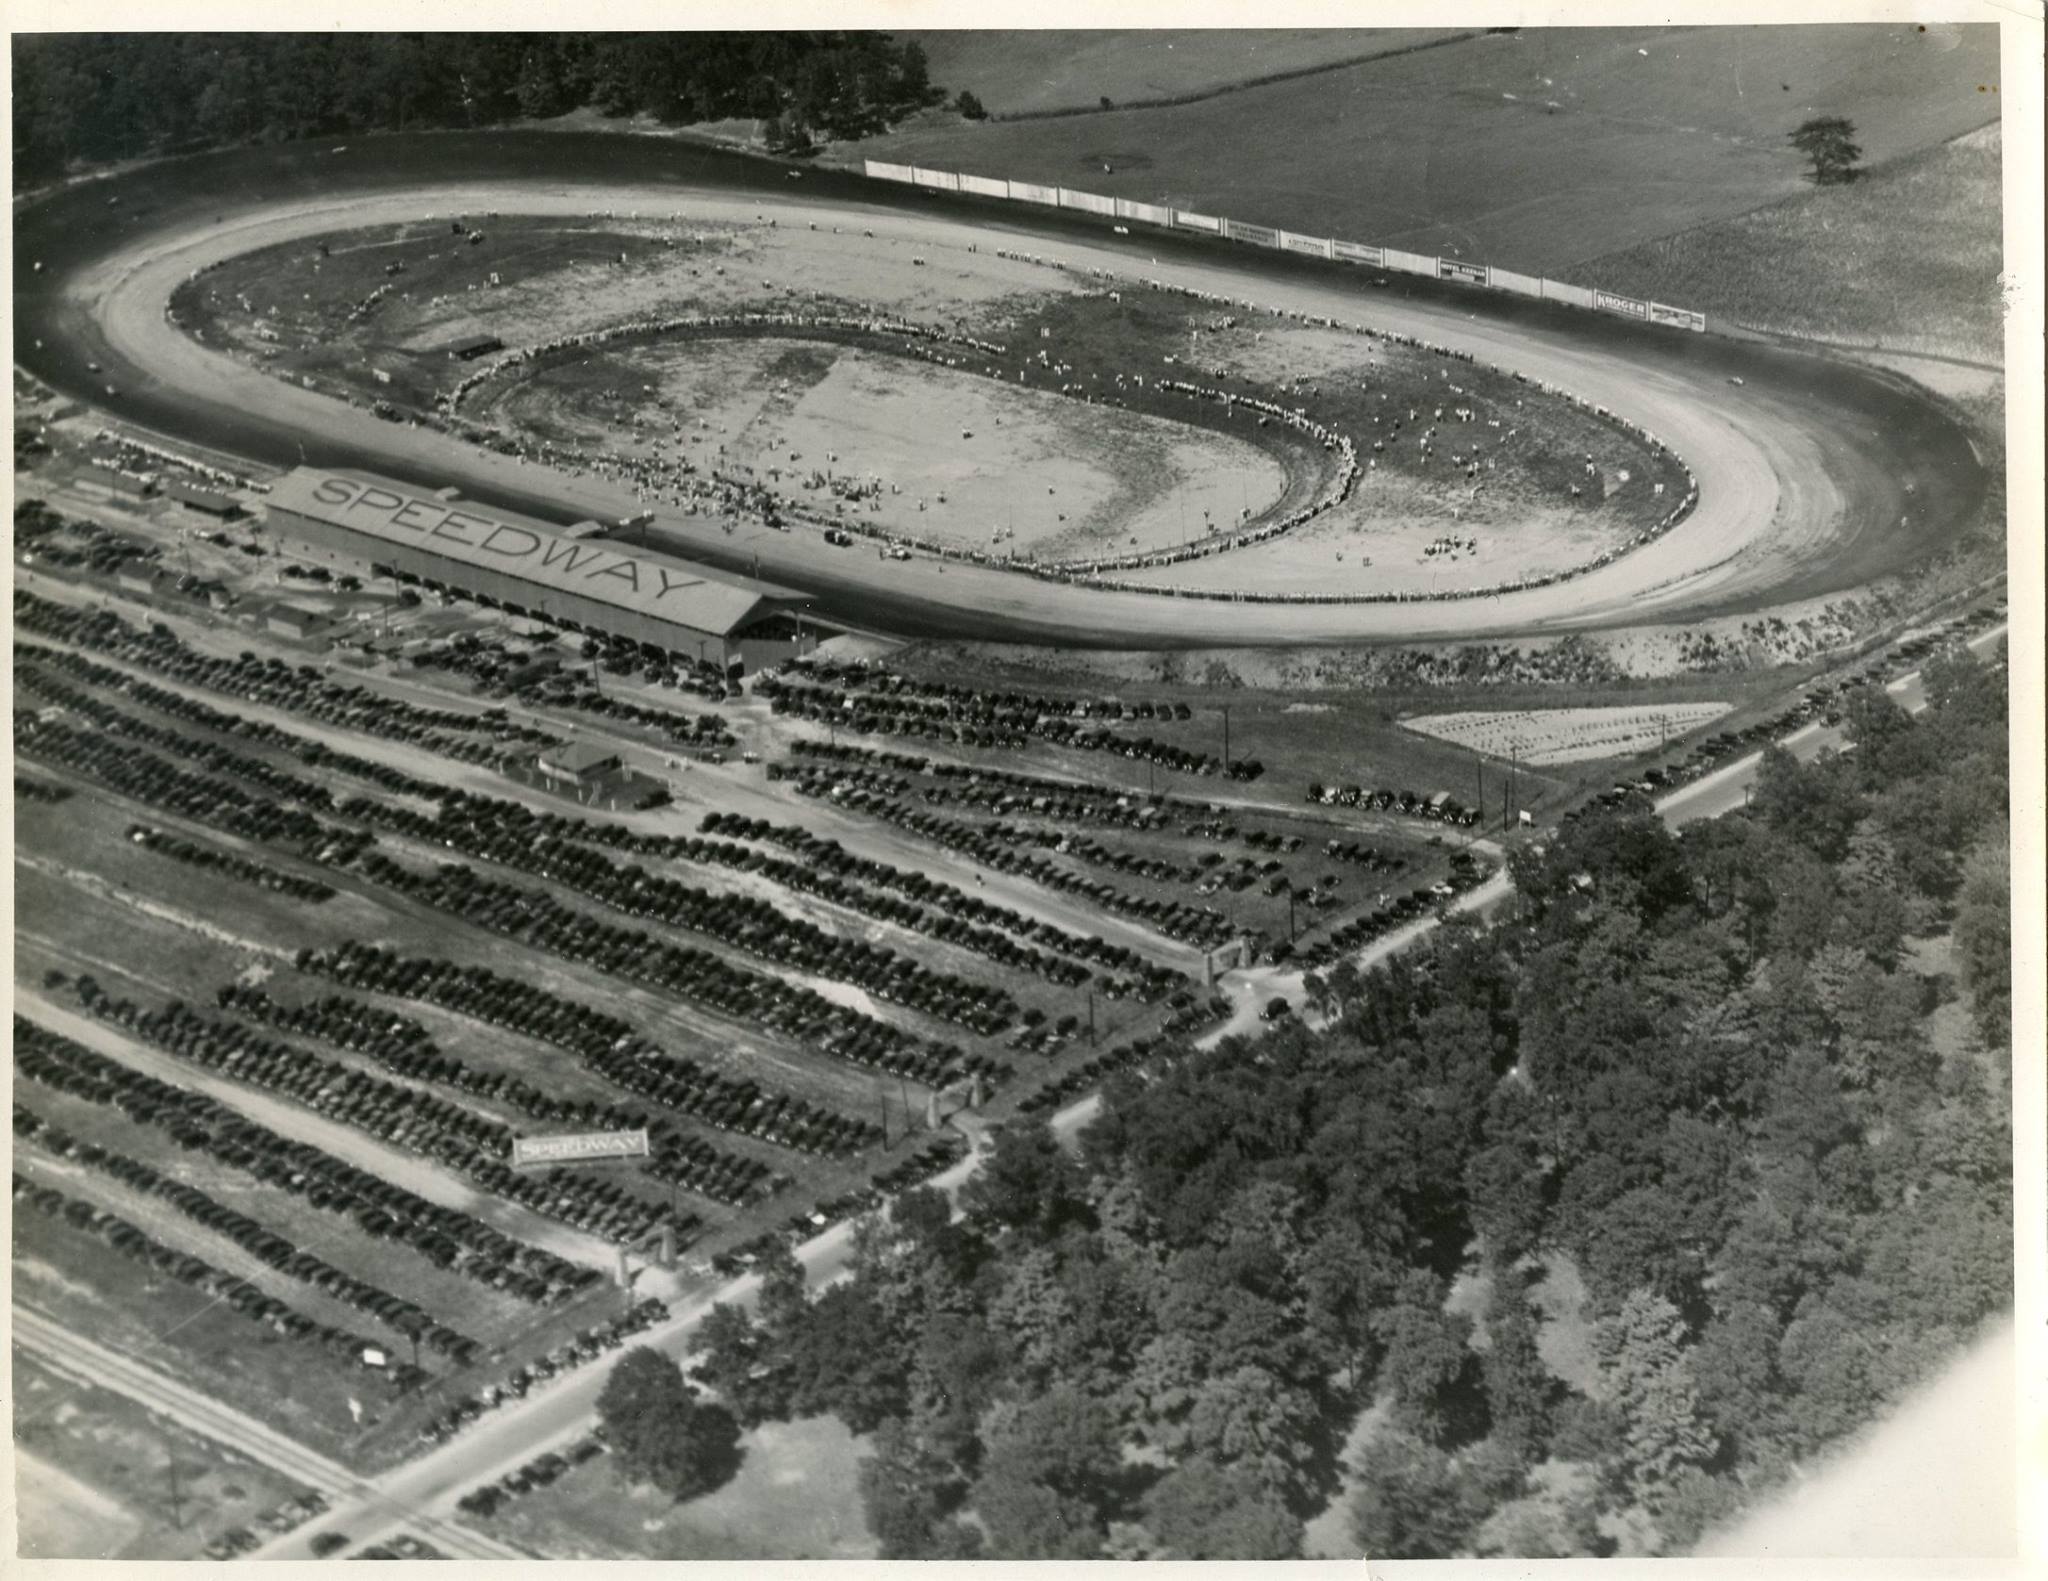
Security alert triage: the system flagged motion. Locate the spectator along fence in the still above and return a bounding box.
[861,160,1707,335]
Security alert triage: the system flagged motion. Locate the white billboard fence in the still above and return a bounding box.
[1649,301,1707,333]
[1058,187,1118,216]
[857,159,1706,332]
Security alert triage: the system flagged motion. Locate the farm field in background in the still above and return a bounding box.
[850,26,1999,274]
[1565,122,2004,365]
[906,29,1474,118]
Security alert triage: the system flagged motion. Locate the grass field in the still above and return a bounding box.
[907,29,1474,118]
[483,1415,874,1560]
[850,26,2000,274]
[10,1347,313,1560]
[1564,122,2004,364]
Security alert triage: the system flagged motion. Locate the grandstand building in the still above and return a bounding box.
[263,467,811,670]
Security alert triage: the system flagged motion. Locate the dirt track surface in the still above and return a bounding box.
[16,134,1986,647]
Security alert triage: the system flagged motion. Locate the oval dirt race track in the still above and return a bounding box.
[12,132,1988,648]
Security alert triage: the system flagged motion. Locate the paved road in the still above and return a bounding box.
[9,1308,526,1562]
[32,621,2004,1559]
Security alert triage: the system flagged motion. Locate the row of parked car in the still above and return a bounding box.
[333,844,984,1092]
[782,657,1197,726]
[12,591,554,770]
[780,767,1242,950]
[23,637,447,803]
[15,1171,416,1382]
[456,1432,609,1519]
[761,672,1258,778]
[703,807,1179,1001]
[692,811,1099,989]
[63,974,661,1266]
[339,794,1023,1037]
[200,1492,331,1560]
[418,1299,670,1450]
[1289,851,1493,970]
[292,943,877,1159]
[14,772,71,804]
[22,1005,599,1307]
[15,1102,482,1363]
[16,713,356,863]
[1015,992,1233,1116]
[127,822,337,902]
[710,1134,973,1278]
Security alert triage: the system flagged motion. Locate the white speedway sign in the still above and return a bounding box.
[511,1128,651,1166]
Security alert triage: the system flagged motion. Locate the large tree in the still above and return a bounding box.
[1790,115,1862,184]
[596,1347,742,1502]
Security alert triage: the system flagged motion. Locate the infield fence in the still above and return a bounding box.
[862,159,1707,333]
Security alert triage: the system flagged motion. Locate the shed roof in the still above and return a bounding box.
[265,468,804,639]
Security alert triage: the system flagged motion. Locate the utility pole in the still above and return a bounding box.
[163,1431,185,1531]
[1087,988,1097,1045]
[878,1077,890,1150]
[1221,705,1231,770]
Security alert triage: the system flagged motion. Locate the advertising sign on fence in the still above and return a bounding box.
[959,173,1011,199]
[1489,267,1544,298]
[1383,248,1437,276]
[864,160,916,184]
[1542,279,1596,309]
[1281,232,1335,258]
[1173,209,1224,234]
[1595,289,1650,320]
[1648,301,1707,332]
[1438,258,1488,286]
[1332,240,1385,266]
[1008,180,1060,207]
[1058,187,1118,217]
[1117,198,1173,226]
[512,1129,651,1167]
[1225,219,1280,247]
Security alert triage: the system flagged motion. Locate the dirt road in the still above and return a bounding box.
[49,167,1979,647]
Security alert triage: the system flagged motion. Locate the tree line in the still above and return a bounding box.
[585,648,2008,1558]
[12,32,938,183]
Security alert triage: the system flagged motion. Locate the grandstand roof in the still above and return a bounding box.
[266,468,804,638]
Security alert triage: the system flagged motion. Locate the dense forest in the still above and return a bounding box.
[669,650,2011,1558]
[10,33,936,184]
